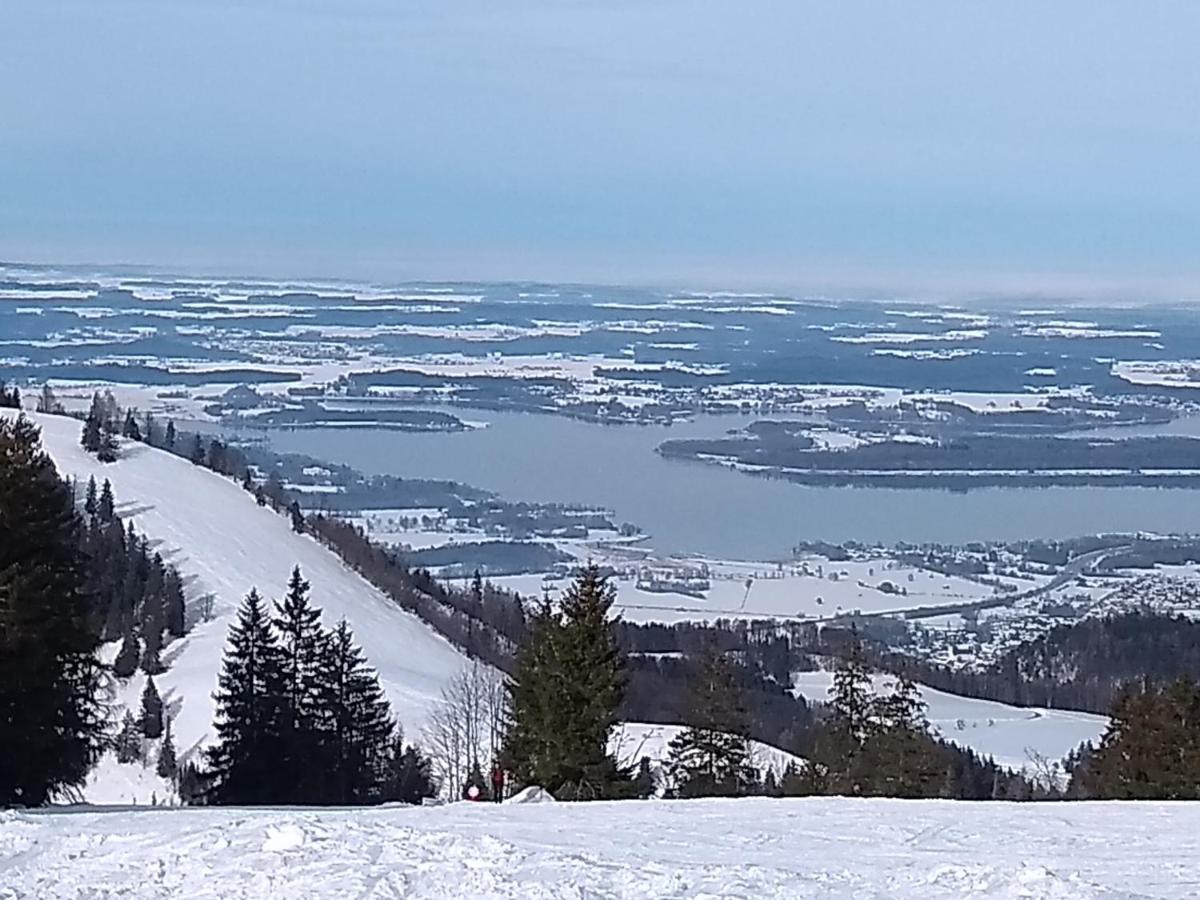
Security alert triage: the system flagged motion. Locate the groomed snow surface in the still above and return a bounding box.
[5,798,1198,898]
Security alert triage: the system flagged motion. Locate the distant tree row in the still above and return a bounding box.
[196,566,436,806]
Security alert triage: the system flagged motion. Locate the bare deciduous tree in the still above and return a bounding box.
[423,662,508,798]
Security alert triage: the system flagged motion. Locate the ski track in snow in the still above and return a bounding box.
[0,410,469,778]
[1,798,1195,898]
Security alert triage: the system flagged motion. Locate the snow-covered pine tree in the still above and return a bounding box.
[0,415,106,805]
[37,383,62,415]
[140,676,164,739]
[665,643,756,797]
[206,589,287,804]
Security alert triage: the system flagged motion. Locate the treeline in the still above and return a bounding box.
[80,475,188,676]
[499,568,1034,801]
[1068,678,1200,799]
[861,613,1200,715]
[192,566,436,806]
[0,415,105,804]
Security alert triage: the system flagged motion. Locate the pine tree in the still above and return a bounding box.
[84,475,98,519]
[156,717,178,781]
[869,674,940,797]
[115,710,143,764]
[0,415,106,804]
[320,620,395,804]
[189,434,204,465]
[289,500,305,533]
[141,676,164,739]
[164,419,176,450]
[383,737,438,804]
[501,565,629,799]
[142,411,157,446]
[113,632,141,679]
[163,568,186,638]
[666,644,756,797]
[81,393,103,453]
[272,566,327,802]
[97,418,119,463]
[98,478,115,522]
[122,410,142,441]
[206,589,287,805]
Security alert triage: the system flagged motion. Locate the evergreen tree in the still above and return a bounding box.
[141,676,164,739]
[164,419,176,450]
[272,566,326,802]
[0,415,106,805]
[98,478,115,522]
[462,759,489,800]
[319,620,396,804]
[383,737,438,804]
[502,565,629,799]
[113,632,141,679]
[81,393,103,453]
[97,418,119,463]
[163,567,187,638]
[869,674,941,797]
[189,434,204,465]
[666,644,756,797]
[115,711,143,764]
[83,475,98,519]
[205,589,286,805]
[289,500,305,533]
[122,410,142,441]
[142,411,157,446]
[156,717,178,781]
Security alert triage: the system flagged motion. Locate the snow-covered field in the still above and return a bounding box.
[792,672,1107,772]
[1,410,469,789]
[5,798,1198,898]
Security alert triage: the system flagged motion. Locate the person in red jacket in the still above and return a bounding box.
[490,763,505,803]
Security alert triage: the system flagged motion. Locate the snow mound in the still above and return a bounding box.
[2,410,468,801]
[507,786,556,804]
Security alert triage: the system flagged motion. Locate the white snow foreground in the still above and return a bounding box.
[4,798,1197,898]
[2,410,468,798]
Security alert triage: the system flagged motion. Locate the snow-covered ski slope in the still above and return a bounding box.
[793,671,1107,771]
[2,410,468,762]
[5,798,1198,898]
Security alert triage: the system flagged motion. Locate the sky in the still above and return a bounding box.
[2,0,1199,297]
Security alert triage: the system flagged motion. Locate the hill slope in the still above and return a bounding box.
[3,410,469,783]
[5,798,1196,898]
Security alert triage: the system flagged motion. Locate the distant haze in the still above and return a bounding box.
[2,1,1199,298]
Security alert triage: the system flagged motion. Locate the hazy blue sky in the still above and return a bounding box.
[2,0,1198,296]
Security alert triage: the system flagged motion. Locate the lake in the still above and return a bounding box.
[260,408,1200,560]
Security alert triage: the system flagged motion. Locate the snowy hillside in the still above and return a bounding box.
[612,722,804,782]
[6,798,1197,898]
[792,671,1107,771]
[2,410,469,791]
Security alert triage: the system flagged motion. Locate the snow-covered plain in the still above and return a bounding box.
[5,798,1198,898]
[0,410,469,781]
